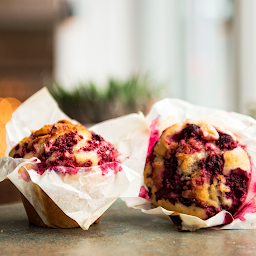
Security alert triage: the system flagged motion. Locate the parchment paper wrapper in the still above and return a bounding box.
[0,88,150,230]
[122,98,256,231]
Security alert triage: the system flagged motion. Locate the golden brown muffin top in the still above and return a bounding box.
[144,119,251,219]
[10,120,120,174]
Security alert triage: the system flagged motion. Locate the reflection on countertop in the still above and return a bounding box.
[0,199,256,256]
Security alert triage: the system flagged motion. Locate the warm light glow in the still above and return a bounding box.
[0,98,21,157]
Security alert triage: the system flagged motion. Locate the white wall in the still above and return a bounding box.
[235,0,256,113]
[55,0,139,88]
[54,0,241,112]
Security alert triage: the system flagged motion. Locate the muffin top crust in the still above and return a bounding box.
[9,120,120,174]
[144,119,251,219]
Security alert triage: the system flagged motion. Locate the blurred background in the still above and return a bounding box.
[0,0,256,202]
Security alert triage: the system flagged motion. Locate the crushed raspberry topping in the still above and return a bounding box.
[201,152,224,176]
[182,124,201,140]
[217,133,237,150]
[13,129,120,176]
[139,186,150,199]
[147,116,160,158]
[225,168,250,214]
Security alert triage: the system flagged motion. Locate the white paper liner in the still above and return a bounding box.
[0,157,38,182]
[122,98,256,231]
[0,87,150,230]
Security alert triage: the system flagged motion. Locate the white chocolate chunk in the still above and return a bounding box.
[74,151,99,166]
[200,124,219,141]
[223,147,250,175]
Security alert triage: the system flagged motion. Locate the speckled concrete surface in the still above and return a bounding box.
[1,199,256,256]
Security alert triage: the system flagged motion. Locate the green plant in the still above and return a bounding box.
[49,76,163,124]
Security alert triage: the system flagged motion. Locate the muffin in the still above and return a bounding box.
[9,120,120,228]
[143,120,251,220]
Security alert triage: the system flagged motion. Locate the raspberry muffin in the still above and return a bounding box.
[9,120,120,228]
[144,120,251,220]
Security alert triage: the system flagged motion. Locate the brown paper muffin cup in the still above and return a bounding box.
[21,184,100,228]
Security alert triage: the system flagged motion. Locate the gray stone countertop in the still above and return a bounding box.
[1,199,256,256]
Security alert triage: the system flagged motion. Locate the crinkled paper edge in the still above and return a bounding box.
[7,158,140,230]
